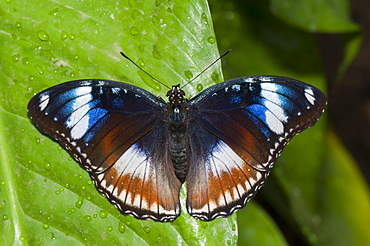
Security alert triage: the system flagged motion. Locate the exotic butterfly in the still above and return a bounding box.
[27,52,327,222]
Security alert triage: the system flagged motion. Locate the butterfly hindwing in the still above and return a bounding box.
[186,123,266,220]
[27,79,182,221]
[91,123,182,222]
[185,76,326,220]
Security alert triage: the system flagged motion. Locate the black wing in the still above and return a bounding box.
[185,76,327,221]
[28,79,182,222]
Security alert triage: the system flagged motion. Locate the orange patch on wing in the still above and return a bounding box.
[188,161,265,212]
[101,163,179,213]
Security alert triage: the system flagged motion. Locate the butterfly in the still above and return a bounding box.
[28,57,327,222]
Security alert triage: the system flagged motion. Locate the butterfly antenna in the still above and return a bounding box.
[120,51,171,89]
[181,49,231,89]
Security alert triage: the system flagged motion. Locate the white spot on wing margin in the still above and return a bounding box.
[39,93,50,111]
[304,87,315,105]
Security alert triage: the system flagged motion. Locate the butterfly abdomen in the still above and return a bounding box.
[168,107,189,183]
[169,135,188,183]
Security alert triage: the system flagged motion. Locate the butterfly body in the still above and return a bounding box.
[28,75,327,222]
[166,85,189,182]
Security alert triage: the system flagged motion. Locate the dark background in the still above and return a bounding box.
[320,0,370,183]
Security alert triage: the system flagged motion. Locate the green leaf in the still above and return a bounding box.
[237,202,288,246]
[337,32,363,79]
[269,0,359,33]
[0,1,237,245]
[319,132,370,245]
[268,0,362,80]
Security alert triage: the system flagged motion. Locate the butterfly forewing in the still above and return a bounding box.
[185,76,326,220]
[27,79,182,221]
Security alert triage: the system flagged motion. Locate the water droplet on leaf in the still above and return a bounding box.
[22,57,29,65]
[12,54,20,62]
[207,37,215,44]
[130,26,139,36]
[138,71,161,91]
[196,84,203,92]
[34,65,44,75]
[44,160,51,171]
[118,221,126,233]
[75,197,84,208]
[138,44,145,53]
[49,8,59,16]
[184,70,193,80]
[152,45,161,60]
[138,58,145,67]
[99,210,108,218]
[84,215,92,221]
[37,30,49,41]
[131,9,139,19]
[155,237,161,243]
[61,31,68,41]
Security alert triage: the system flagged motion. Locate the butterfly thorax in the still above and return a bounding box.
[166,85,189,183]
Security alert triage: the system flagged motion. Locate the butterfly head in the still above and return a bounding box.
[166,84,187,106]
